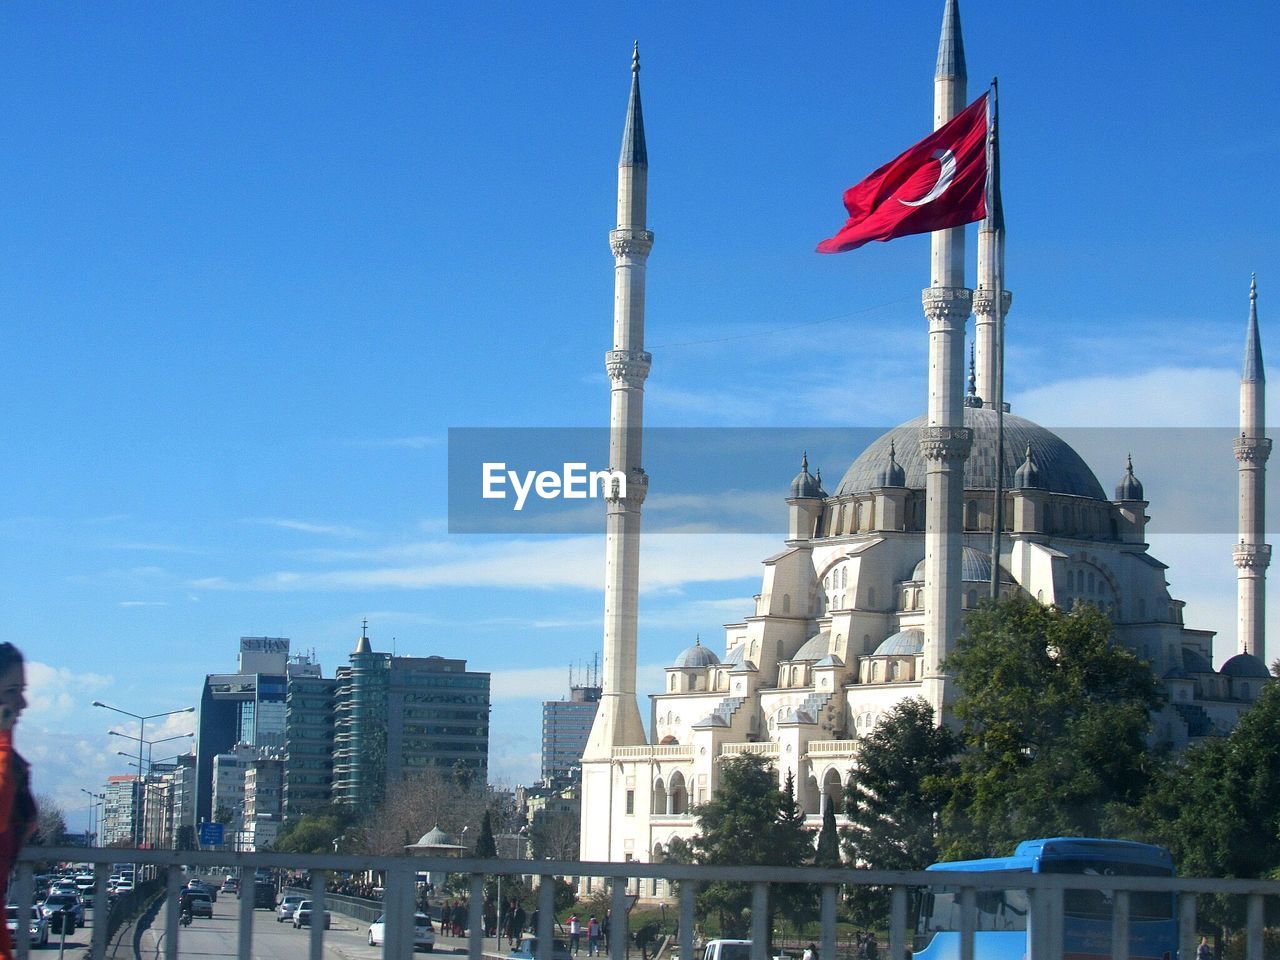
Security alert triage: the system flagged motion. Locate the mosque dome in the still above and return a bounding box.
[911,545,1014,584]
[792,631,831,661]
[414,825,455,847]
[1012,445,1042,490]
[872,628,925,657]
[1115,455,1145,501]
[1220,652,1271,678]
[672,639,720,669]
[836,408,1106,500]
[790,453,825,499]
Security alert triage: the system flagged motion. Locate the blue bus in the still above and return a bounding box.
[913,837,1176,960]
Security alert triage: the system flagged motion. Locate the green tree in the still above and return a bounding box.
[475,809,498,857]
[32,796,67,846]
[1134,682,1280,926]
[175,824,196,851]
[813,800,840,869]
[941,597,1162,858]
[272,806,356,855]
[842,697,957,926]
[690,754,814,939]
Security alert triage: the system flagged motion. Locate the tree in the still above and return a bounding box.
[476,809,498,857]
[528,809,579,860]
[272,806,357,855]
[940,597,1162,859]
[813,800,840,869]
[1133,682,1280,926]
[841,698,956,926]
[32,796,67,846]
[175,824,196,852]
[690,754,814,939]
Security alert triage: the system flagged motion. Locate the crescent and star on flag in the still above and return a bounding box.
[816,87,1000,254]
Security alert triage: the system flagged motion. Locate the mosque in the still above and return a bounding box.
[577,2,1272,880]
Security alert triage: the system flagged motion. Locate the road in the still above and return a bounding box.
[135,894,477,960]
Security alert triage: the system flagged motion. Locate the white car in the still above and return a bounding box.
[6,906,50,948]
[276,895,305,923]
[292,900,331,930]
[368,912,435,951]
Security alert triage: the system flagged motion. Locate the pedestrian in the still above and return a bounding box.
[587,915,601,956]
[453,900,467,937]
[0,643,36,960]
[569,914,581,955]
[510,900,527,949]
[602,910,610,950]
[1197,937,1211,960]
[803,943,817,960]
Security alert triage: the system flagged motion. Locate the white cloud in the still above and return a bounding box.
[118,600,168,608]
[1012,367,1259,428]
[190,534,774,594]
[246,518,367,538]
[25,661,113,717]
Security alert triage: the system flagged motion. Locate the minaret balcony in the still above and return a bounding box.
[1233,436,1273,464]
[1232,542,1272,570]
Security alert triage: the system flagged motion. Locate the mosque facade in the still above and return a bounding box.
[577,2,1272,883]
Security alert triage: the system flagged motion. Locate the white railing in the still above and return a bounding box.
[16,845,1280,960]
[720,742,779,756]
[803,740,857,758]
[613,744,694,760]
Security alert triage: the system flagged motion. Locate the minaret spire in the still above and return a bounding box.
[583,49,652,764]
[919,0,974,722]
[1234,274,1271,663]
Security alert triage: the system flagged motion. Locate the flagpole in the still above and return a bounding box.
[988,77,1005,602]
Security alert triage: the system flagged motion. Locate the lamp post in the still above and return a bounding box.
[80,789,104,846]
[92,701,194,849]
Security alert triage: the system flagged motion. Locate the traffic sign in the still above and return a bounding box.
[199,822,225,846]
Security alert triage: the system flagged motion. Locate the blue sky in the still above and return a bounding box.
[5,1,1276,831]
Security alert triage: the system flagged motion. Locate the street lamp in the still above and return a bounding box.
[92,701,194,848]
[108,730,194,773]
[80,789,104,846]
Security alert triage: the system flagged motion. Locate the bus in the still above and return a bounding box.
[913,837,1177,960]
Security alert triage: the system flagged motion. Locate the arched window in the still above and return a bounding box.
[822,769,843,812]
[669,675,676,691]
[841,568,848,589]
[652,778,668,815]
[783,594,791,614]
[669,772,688,815]
[965,500,978,529]
[967,589,978,608]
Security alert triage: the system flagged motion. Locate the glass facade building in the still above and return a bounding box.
[541,685,601,782]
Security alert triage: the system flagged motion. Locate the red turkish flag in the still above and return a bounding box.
[817,93,989,254]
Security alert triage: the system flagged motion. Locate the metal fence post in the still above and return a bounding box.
[1110,889,1129,960]
[237,866,255,960]
[538,873,556,960]
[958,886,976,960]
[92,861,110,960]
[309,867,327,960]
[888,886,906,960]
[1246,893,1264,960]
[1178,891,1197,960]
[164,864,182,960]
[13,863,33,960]
[610,877,629,960]
[820,884,838,960]
[469,873,486,960]
[750,882,769,960]
[679,880,696,960]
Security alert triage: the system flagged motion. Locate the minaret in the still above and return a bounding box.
[972,192,1011,408]
[919,0,973,719]
[1234,275,1271,663]
[583,44,651,760]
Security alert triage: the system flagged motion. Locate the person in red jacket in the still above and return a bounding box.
[0,643,37,960]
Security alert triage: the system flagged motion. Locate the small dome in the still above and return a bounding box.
[790,452,824,499]
[672,639,720,669]
[1115,454,1144,501]
[1013,445,1042,490]
[791,631,830,661]
[1182,648,1214,674]
[723,644,745,666]
[1220,652,1271,678]
[873,628,925,657]
[414,825,454,847]
[912,546,1013,584]
[874,441,907,487]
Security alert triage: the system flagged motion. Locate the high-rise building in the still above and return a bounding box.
[195,637,320,824]
[242,756,285,851]
[332,626,491,808]
[212,742,283,850]
[284,673,337,821]
[541,683,601,783]
[101,775,139,846]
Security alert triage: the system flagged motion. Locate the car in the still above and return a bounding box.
[276,895,305,923]
[292,901,331,930]
[114,881,135,895]
[74,875,95,894]
[368,912,435,951]
[509,935,573,960]
[221,877,239,894]
[187,893,213,919]
[39,893,84,929]
[7,905,50,948]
